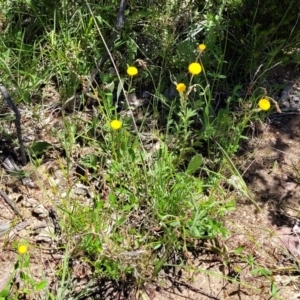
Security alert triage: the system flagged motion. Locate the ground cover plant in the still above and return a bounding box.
[0,0,300,299]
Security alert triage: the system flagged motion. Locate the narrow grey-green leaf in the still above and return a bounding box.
[117,79,124,103]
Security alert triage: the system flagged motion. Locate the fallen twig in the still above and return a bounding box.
[162,274,222,300]
[0,189,22,218]
[0,80,27,165]
[0,220,29,240]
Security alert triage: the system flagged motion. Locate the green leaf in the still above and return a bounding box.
[251,268,272,276]
[35,280,47,291]
[23,90,31,103]
[48,293,56,300]
[0,289,10,298]
[30,141,52,156]
[20,270,28,280]
[80,154,98,170]
[191,226,201,237]
[169,221,180,227]
[270,281,277,296]
[153,243,161,250]
[105,92,113,106]
[128,148,135,161]
[186,154,202,175]
[234,246,245,255]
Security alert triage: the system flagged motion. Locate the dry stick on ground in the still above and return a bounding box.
[162,275,222,300]
[85,0,127,92]
[0,189,22,218]
[0,81,27,165]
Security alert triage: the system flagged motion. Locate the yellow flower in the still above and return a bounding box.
[18,245,28,255]
[198,44,206,52]
[110,120,122,130]
[176,83,186,93]
[258,98,271,111]
[127,66,138,76]
[188,62,202,75]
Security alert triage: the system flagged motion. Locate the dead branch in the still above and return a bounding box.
[0,80,27,165]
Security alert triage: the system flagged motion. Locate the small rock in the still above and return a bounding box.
[34,224,55,243]
[72,183,89,195]
[23,198,39,207]
[23,198,49,218]
[33,204,49,218]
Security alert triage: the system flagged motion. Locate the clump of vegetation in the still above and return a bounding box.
[0,0,299,298]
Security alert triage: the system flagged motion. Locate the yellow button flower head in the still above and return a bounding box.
[176,83,186,93]
[127,66,138,76]
[188,62,202,75]
[18,245,28,255]
[110,120,122,130]
[198,44,206,52]
[258,98,271,111]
